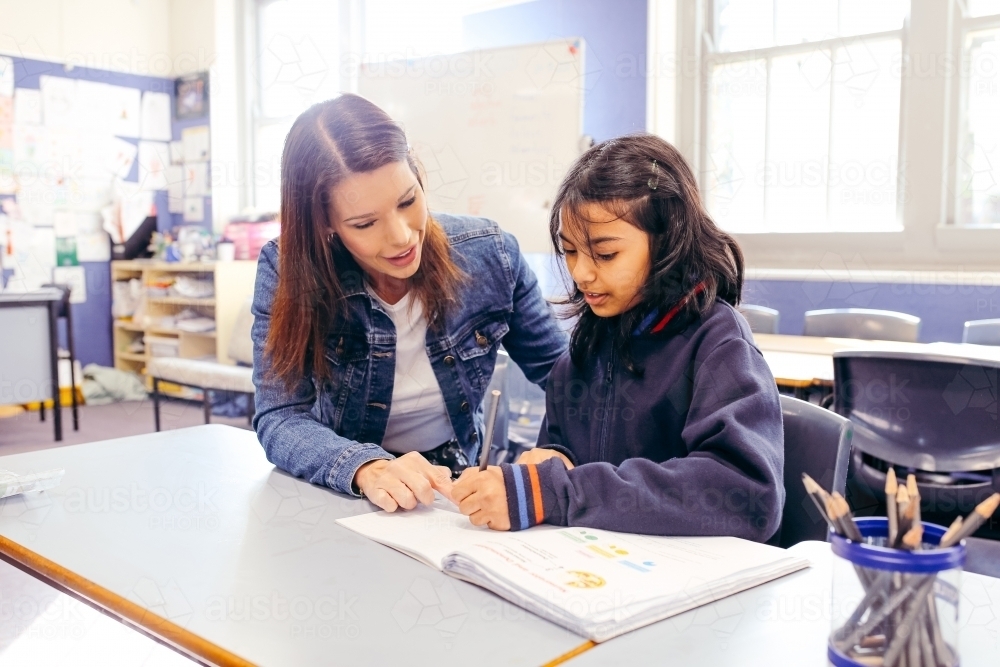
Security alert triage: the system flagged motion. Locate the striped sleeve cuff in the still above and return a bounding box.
[500,462,561,531]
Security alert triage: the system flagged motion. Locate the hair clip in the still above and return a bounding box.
[648,160,659,191]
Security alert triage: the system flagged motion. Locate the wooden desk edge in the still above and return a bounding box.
[542,640,596,666]
[0,534,255,667]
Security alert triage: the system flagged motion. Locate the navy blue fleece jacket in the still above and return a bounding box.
[500,299,784,542]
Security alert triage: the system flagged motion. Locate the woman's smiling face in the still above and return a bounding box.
[329,161,428,284]
[559,201,651,318]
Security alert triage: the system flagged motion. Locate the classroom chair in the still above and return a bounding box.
[803,308,920,342]
[776,395,853,548]
[148,298,255,431]
[963,318,1000,346]
[832,349,1000,577]
[737,304,780,335]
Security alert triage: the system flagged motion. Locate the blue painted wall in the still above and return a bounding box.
[4,56,213,367]
[743,279,1000,343]
[462,0,648,142]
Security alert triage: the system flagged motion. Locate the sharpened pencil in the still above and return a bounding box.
[940,493,1000,548]
[886,468,899,546]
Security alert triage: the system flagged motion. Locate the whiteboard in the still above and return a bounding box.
[359,38,587,253]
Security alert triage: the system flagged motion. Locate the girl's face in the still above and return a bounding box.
[330,161,428,283]
[559,201,650,318]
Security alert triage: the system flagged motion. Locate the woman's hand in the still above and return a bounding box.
[451,467,511,531]
[354,452,453,512]
[516,448,574,469]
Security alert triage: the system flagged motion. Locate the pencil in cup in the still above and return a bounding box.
[800,478,999,667]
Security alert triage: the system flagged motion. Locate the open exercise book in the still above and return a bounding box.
[337,504,809,642]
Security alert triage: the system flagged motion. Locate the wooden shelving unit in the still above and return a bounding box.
[111,260,258,394]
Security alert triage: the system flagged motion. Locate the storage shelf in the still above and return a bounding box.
[118,351,147,362]
[115,321,217,338]
[147,297,216,307]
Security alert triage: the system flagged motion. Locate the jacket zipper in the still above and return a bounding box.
[598,347,615,461]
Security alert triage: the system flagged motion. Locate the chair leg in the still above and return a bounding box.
[40,402,45,422]
[246,393,255,426]
[152,378,161,432]
[203,389,211,425]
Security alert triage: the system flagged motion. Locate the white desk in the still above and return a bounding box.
[567,541,1000,666]
[753,334,1000,388]
[0,425,585,666]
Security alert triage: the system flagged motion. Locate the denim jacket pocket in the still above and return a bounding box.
[456,314,509,391]
[323,333,369,432]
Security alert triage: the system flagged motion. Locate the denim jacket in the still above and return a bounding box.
[251,213,568,495]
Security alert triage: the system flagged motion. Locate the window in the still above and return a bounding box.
[702,0,909,233]
[955,1,1000,226]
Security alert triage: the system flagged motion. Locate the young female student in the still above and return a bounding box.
[251,94,567,513]
[450,134,784,542]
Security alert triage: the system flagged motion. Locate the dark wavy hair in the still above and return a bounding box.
[266,94,464,388]
[549,133,744,376]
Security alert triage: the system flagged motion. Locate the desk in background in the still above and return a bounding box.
[0,288,77,440]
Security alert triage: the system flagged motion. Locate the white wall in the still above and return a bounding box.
[0,0,213,77]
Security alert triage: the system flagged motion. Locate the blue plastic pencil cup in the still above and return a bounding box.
[828,517,965,667]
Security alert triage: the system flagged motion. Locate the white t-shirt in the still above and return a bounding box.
[368,288,456,453]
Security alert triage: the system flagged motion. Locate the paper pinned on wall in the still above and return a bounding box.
[108,85,141,138]
[53,210,78,237]
[183,196,204,223]
[0,56,13,97]
[113,179,155,242]
[107,137,137,180]
[76,80,116,135]
[183,162,209,197]
[55,235,78,266]
[13,89,42,125]
[40,76,79,128]
[0,96,12,126]
[137,140,170,191]
[140,91,172,142]
[5,223,56,292]
[182,125,210,162]
[76,231,111,262]
[12,123,47,165]
[169,140,183,164]
[53,266,87,304]
[166,165,184,213]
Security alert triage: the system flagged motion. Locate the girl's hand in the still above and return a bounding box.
[451,467,511,530]
[354,452,453,512]
[516,448,574,469]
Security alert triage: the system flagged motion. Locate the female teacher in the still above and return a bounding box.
[251,94,567,513]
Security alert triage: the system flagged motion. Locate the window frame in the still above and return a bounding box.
[663,0,1000,269]
[945,6,1000,229]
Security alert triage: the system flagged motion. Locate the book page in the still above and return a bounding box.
[336,502,493,570]
[450,527,805,621]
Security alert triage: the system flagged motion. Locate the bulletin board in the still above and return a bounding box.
[359,38,587,253]
[0,54,213,366]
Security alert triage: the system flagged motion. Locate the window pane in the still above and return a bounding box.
[364,0,466,59]
[773,0,837,47]
[765,52,831,231]
[958,29,1000,226]
[967,0,1000,18]
[706,60,767,231]
[715,0,774,52]
[828,39,902,231]
[254,120,293,214]
[839,0,908,37]
[257,0,340,119]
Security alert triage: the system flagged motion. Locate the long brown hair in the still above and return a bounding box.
[266,94,464,388]
[550,133,744,376]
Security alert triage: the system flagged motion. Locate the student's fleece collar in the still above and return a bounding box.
[633,281,707,336]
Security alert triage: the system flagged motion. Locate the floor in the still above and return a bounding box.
[0,400,253,456]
